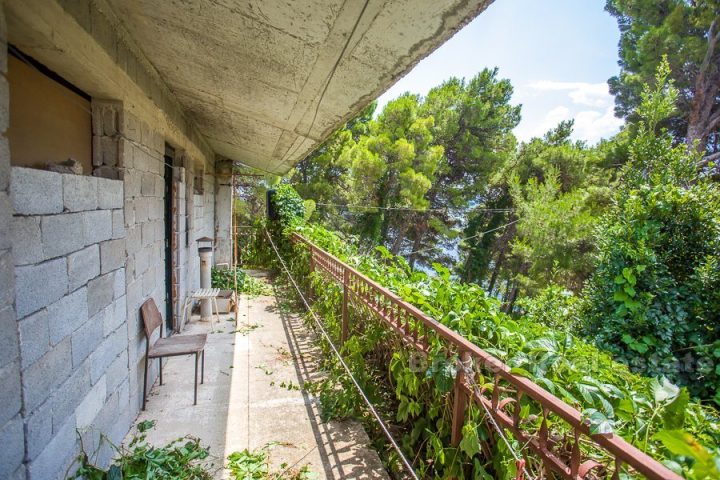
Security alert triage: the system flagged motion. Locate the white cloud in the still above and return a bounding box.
[528,81,612,108]
[573,106,625,144]
[516,81,624,144]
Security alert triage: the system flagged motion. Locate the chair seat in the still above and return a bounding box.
[148,334,207,358]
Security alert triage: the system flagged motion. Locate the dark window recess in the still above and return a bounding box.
[193,168,204,195]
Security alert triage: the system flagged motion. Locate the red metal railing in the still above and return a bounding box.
[292,233,681,480]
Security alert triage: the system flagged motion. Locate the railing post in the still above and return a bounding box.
[451,350,471,447]
[341,268,349,345]
[308,245,315,302]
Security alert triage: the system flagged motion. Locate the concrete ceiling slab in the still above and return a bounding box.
[107,0,491,173]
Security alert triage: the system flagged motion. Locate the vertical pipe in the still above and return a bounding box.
[199,247,213,320]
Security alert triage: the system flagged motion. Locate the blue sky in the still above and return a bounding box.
[376,0,624,144]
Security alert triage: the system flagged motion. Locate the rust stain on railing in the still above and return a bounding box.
[291,233,682,480]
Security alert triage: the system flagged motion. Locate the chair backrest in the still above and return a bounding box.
[140,298,163,344]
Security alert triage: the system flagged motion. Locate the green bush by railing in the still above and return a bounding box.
[270,184,720,479]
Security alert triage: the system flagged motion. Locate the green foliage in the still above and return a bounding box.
[71,426,212,479]
[211,267,273,297]
[581,60,720,401]
[274,208,720,479]
[605,0,720,151]
[273,184,306,228]
[516,284,579,330]
[226,444,315,480]
[289,69,520,263]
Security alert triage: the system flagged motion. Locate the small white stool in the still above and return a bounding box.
[181,288,221,332]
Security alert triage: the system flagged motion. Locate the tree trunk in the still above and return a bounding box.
[487,247,505,294]
[687,19,720,153]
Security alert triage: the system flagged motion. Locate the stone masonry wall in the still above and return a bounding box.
[0,4,25,479]
[9,168,129,479]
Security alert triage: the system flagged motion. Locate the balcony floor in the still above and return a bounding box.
[125,271,388,479]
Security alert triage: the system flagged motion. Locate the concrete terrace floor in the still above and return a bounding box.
[125,271,389,479]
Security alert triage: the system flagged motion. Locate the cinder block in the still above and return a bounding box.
[0,193,11,251]
[125,278,142,317]
[27,413,78,480]
[87,272,115,318]
[0,416,25,479]
[0,360,21,427]
[83,210,112,245]
[105,349,128,395]
[142,267,156,297]
[67,244,100,291]
[41,212,85,259]
[15,258,68,318]
[48,361,90,434]
[89,326,127,384]
[111,209,125,239]
[10,167,63,215]
[22,337,72,412]
[113,269,126,300]
[99,238,125,274]
[134,246,150,276]
[0,249,14,308]
[104,296,126,337]
[18,308,49,369]
[62,174,97,212]
[47,287,88,345]
[70,315,103,367]
[154,175,164,198]
[24,400,52,461]
[125,226,141,256]
[75,375,106,429]
[141,221,154,247]
[97,178,123,209]
[140,173,155,196]
[123,170,141,199]
[11,216,43,265]
[0,138,9,193]
[0,305,18,367]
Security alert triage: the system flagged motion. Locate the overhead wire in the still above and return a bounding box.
[314,202,515,214]
[264,229,421,480]
[406,219,519,257]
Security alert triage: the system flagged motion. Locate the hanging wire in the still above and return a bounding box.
[406,219,519,257]
[456,357,534,480]
[314,202,515,214]
[264,229,421,480]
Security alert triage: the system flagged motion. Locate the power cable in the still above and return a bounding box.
[264,229,421,480]
[406,219,519,257]
[314,202,515,214]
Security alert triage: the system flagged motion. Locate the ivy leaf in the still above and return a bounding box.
[662,387,689,430]
[473,459,493,480]
[652,377,680,404]
[582,408,615,435]
[459,422,481,458]
[107,465,122,480]
[426,354,457,393]
[654,430,720,479]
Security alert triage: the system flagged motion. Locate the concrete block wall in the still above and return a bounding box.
[0,5,26,479]
[9,168,130,479]
[1,1,227,477]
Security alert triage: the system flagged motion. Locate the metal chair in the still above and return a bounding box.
[141,298,207,410]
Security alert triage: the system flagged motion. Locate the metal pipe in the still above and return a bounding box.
[199,247,213,320]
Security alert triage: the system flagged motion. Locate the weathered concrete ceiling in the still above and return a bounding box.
[106,0,491,174]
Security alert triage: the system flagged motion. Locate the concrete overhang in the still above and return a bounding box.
[103,0,491,174]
